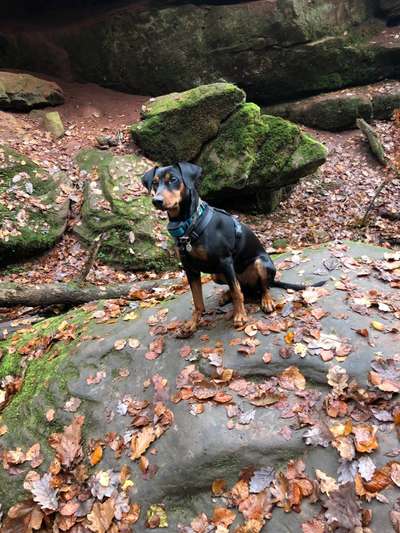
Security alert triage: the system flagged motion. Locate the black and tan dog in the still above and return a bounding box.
[142,162,324,333]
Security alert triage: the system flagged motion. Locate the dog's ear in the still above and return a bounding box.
[142,167,157,192]
[177,162,202,189]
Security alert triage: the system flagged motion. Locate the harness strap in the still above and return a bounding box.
[168,201,242,256]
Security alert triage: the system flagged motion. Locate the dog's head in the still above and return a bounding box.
[142,162,202,218]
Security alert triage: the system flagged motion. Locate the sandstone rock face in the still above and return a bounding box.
[132,85,327,212]
[0,243,399,530]
[0,145,69,262]
[131,83,245,163]
[0,72,64,111]
[74,148,177,271]
[265,79,400,131]
[0,1,398,103]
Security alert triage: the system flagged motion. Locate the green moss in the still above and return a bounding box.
[198,102,268,197]
[287,134,328,174]
[74,149,177,271]
[254,115,300,179]
[196,103,326,212]
[142,83,244,117]
[0,306,93,511]
[0,145,68,262]
[131,82,245,163]
[0,307,91,381]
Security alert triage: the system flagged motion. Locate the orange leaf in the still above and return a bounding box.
[90,444,103,466]
[212,479,227,497]
[212,507,236,527]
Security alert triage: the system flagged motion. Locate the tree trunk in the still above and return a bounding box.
[0,279,181,308]
[356,118,387,166]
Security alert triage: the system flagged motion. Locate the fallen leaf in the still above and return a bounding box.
[114,339,127,351]
[90,444,103,466]
[371,320,385,332]
[316,469,338,495]
[30,473,58,511]
[352,424,378,453]
[131,426,156,460]
[146,504,168,528]
[48,415,84,468]
[87,498,115,533]
[279,366,306,390]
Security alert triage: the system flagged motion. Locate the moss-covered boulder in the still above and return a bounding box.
[74,149,177,271]
[265,79,400,131]
[197,104,327,211]
[131,83,245,163]
[0,145,70,263]
[43,111,64,139]
[0,72,64,111]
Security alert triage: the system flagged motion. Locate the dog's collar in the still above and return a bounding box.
[167,200,212,251]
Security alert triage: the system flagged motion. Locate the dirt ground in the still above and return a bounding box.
[0,75,399,293]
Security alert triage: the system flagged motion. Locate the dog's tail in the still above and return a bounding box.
[270,279,327,291]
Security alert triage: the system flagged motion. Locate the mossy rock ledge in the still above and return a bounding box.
[131,84,327,212]
[265,79,400,131]
[0,145,70,263]
[74,148,177,271]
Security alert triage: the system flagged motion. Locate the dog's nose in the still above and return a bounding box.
[152,197,164,209]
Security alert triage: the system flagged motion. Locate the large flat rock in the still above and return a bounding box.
[0,242,399,530]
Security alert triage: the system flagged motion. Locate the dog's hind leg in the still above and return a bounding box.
[212,273,232,307]
[256,256,276,314]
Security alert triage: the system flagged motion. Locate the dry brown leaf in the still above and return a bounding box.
[279,366,306,390]
[352,424,378,453]
[48,415,84,468]
[316,469,338,495]
[87,498,115,533]
[130,425,156,460]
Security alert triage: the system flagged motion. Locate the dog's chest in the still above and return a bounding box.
[177,244,218,273]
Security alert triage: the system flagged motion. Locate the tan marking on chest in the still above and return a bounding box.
[188,244,209,262]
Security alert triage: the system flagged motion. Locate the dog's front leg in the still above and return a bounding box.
[185,270,205,333]
[220,258,247,328]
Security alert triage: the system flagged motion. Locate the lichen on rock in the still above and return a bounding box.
[74,149,177,271]
[0,145,69,263]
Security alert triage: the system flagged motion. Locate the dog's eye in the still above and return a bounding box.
[170,176,178,184]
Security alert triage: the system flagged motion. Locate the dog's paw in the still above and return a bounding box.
[261,295,275,314]
[233,312,248,328]
[218,289,232,306]
[175,326,195,339]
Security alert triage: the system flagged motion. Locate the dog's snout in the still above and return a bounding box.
[152,196,164,209]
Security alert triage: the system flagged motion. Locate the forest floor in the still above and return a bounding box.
[0,76,399,291]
